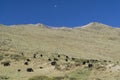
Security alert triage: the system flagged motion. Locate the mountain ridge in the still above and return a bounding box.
[0,22,118,29]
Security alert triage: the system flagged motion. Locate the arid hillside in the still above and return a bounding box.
[0,22,120,80]
[1,22,120,60]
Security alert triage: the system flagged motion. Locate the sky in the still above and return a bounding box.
[0,0,120,27]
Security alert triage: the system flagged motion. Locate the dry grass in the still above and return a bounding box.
[0,22,120,80]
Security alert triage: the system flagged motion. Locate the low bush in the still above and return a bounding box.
[10,54,25,61]
[0,75,9,80]
[0,54,4,61]
[52,76,64,80]
[29,76,52,80]
[29,76,67,80]
[1,60,10,64]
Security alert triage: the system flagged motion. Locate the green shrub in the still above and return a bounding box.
[4,53,9,56]
[10,54,25,61]
[52,76,64,80]
[0,75,9,80]
[69,77,77,80]
[68,68,91,80]
[29,76,52,80]
[108,37,117,40]
[1,60,11,64]
[29,76,67,80]
[0,54,4,61]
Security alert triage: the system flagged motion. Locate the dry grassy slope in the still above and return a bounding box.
[0,22,120,61]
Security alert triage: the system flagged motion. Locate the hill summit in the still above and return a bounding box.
[80,22,112,29]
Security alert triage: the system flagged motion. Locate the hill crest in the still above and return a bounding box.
[0,22,116,29]
[80,22,112,28]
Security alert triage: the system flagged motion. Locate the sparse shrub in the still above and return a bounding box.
[58,55,60,58]
[18,69,21,72]
[29,76,68,80]
[71,57,76,61]
[24,62,29,65]
[95,66,107,71]
[69,77,77,80]
[26,68,34,72]
[103,60,107,62]
[0,75,9,80]
[40,67,43,69]
[28,76,52,80]
[51,61,57,66]
[54,58,59,61]
[108,37,117,40]
[55,64,61,70]
[0,39,12,51]
[68,68,91,80]
[82,61,86,65]
[74,58,83,63]
[95,78,101,80]
[88,64,93,68]
[10,54,25,61]
[48,58,52,61]
[1,60,10,64]
[4,54,9,56]
[26,58,31,62]
[52,76,64,80]
[0,54,4,61]
[116,61,119,64]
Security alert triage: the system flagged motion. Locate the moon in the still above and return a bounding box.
[54,5,57,8]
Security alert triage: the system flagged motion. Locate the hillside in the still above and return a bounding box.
[1,22,120,60]
[0,22,120,80]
